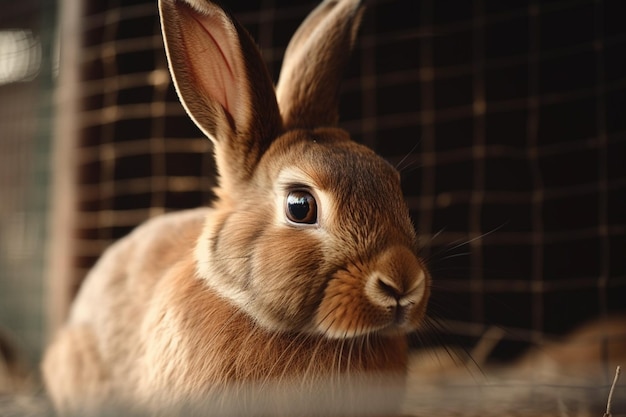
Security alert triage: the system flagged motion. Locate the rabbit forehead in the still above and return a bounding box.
[264,131,415,247]
[264,129,402,196]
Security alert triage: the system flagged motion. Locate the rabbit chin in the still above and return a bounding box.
[313,322,415,340]
[312,294,427,340]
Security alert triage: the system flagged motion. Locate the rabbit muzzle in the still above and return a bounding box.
[314,245,429,339]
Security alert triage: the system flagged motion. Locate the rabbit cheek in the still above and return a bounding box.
[249,230,325,331]
[315,265,388,339]
[196,210,260,305]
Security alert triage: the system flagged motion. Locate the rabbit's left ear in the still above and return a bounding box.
[159,0,282,185]
[275,0,365,130]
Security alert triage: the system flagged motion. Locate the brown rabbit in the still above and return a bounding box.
[42,0,431,415]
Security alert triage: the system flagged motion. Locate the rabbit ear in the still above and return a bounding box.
[275,0,365,130]
[159,0,282,185]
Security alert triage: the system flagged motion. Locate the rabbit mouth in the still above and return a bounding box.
[313,304,422,339]
[379,304,425,335]
[391,303,411,326]
[313,281,427,339]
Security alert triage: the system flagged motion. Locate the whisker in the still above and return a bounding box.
[398,161,424,176]
[429,226,447,243]
[423,314,487,380]
[433,251,472,262]
[302,333,325,384]
[447,223,508,252]
[274,332,312,385]
[428,222,508,255]
[258,329,292,387]
[395,140,421,172]
[338,333,347,375]
[423,238,471,262]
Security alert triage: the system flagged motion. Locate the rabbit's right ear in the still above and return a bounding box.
[159,0,283,186]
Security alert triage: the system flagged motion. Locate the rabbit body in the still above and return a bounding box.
[43,0,430,415]
[43,209,209,413]
[44,207,411,415]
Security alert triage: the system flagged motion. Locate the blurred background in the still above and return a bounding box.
[0,0,624,393]
[1,0,56,369]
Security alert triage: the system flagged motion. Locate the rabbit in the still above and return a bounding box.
[42,0,431,415]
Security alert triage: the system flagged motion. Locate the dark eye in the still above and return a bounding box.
[285,191,317,225]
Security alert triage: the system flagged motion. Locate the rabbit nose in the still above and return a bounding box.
[375,278,413,325]
[371,273,424,307]
[365,246,428,309]
[376,278,403,301]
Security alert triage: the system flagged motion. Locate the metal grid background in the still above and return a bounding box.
[50,0,626,366]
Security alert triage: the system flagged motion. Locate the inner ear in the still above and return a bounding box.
[159,0,283,185]
[165,2,248,136]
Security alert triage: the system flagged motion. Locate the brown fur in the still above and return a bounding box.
[42,0,430,415]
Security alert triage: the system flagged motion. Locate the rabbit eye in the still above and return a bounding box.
[285,191,317,225]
